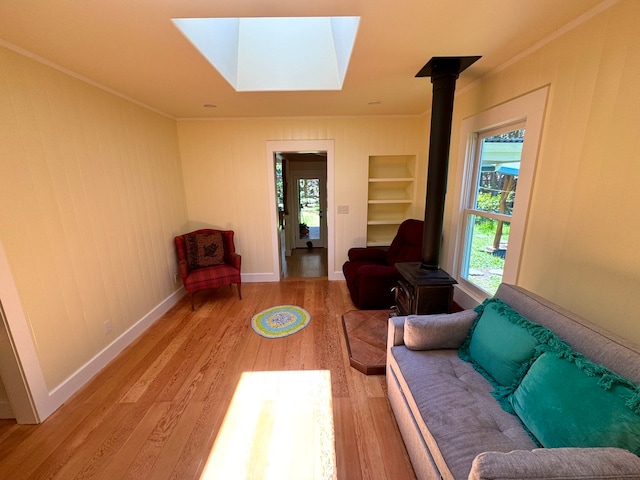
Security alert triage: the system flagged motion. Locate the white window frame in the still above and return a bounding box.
[447,87,548,306]
[458,121,525,290]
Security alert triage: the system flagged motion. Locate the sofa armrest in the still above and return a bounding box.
[354,263,399,280]
[347,247,387,263]
[469,448,640,480]
[404,310,477,350]
[228,252,241,270]
[388,316,407,350]
[178,259,189,281]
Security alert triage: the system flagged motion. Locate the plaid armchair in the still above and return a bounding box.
[175,229,242,310]
[342,219,423,310]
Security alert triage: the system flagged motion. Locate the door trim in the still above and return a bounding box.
[0,240,47,423]
[266,140,337,280]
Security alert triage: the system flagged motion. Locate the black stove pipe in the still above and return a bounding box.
[416,56,481,270]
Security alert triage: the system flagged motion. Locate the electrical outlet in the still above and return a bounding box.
[104,320,112,335]
[337,205,349,214]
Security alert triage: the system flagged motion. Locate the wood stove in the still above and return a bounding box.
[394,263,457,315]
[394,56,480,316]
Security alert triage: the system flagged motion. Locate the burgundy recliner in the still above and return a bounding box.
[342,219,424,310]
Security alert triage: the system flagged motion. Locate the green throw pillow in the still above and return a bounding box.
[459,298,555,388]
[510,351,640,455]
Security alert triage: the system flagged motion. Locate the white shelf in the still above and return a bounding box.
[368,177,414,183]
[366,155,416,246]
[367,220,404,225]
[368,199,412,204]
[368,155,415,180]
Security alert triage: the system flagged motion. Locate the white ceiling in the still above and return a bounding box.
[0,0,605,119]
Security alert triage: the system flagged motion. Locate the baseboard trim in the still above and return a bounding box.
[329,270,345,281]
[44,287,185,418]
[241,272,280,282]
[242,272,346,282]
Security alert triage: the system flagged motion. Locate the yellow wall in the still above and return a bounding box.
[444,0,640,344]
[177,116,428,276]
[0,46,189,389]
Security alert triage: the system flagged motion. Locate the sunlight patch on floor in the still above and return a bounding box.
[199,370,336,479]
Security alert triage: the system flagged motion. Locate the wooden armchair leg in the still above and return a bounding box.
[190,294,195,311]
[229,283,242,299]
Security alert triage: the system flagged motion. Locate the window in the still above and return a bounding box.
[449,87,548,301]
[459,125,525,295]
[297,178,320,241]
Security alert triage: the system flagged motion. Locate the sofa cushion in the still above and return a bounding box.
[459,298,558,388]
[186,232,225,270]
[510,350,640,455]
[404,310,477,350]
[389,347,537,480]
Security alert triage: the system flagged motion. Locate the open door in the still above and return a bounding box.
[293,171,327,249]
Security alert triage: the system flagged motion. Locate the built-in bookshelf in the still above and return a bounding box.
[367,155,416,246]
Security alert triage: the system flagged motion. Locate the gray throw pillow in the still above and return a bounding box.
[404,310,477,350]
[469,447,640,480]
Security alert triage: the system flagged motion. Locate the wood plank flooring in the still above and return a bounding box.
[342,310,390,375]
[282,248,328,278]
[0,280,416,480]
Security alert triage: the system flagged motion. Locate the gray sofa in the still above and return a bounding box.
[387,283,640,480]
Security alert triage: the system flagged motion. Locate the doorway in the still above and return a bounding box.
[278,152,327,278]
[268,141,334,280]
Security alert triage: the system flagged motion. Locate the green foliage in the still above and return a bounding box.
[476,192,501,213]
[297,178,321,227]
[486,129,525,141]
[275,161,284,210]
[466,219,511,295]
[298,179,320,206]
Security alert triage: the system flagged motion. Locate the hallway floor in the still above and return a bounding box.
[282,247,328,278]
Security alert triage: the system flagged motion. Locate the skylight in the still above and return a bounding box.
[173,17,360,92]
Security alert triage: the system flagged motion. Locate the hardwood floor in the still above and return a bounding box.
[282,247,328,278]
[0,280,416,480]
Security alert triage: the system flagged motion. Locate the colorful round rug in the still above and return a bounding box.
[251,305,311,339]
